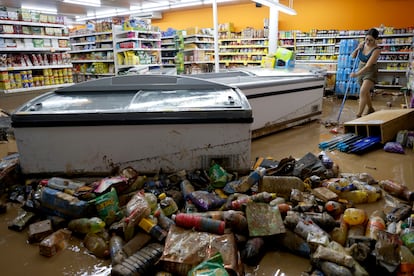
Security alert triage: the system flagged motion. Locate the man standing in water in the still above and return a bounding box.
[350,28,381,118]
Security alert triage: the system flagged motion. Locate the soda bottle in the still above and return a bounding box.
[68,217,106,234]
[343,208,367,226]
[158,193,178,217]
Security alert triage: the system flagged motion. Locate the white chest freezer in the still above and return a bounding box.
[11,75,253,175]
[194,66,325,138]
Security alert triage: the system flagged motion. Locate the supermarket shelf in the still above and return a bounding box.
[71,59,114,63]
[0,34,68,40]
[117,64,162,69]
[116,48,162,53]
[0,64,73,71]
[0,47,71,52]
[69,48,114,53]
[218,52,265,55]
[73,72,114,76]
[69,31,112,38]
[378,69,407,73]
[0,19,66,28]
[1,83,73,94]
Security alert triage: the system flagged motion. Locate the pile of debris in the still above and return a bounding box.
[1,151,413,276]
[0,109,11,142]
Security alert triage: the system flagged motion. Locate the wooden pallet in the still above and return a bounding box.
[343,109,414,143]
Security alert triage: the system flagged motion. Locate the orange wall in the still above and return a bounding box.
[153,0,414,32]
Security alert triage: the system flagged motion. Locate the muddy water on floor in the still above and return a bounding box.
[0,94,412,275]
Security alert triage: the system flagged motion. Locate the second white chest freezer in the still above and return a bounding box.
[194,66,325,138]
[11,75,253,176]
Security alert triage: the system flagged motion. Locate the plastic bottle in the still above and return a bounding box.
[222,209,248,234]
[319,261,353,276]
[158,193,178,217]
[343,208,367,226]
[276,229,311,258]
[319,151,333,169]
[121,231,152,257]
[109,233,126,265]
[229,167,266,193]
[325,200,346,218]
[365,212,386,240]
[144,192,158,213]
[184,200,198,213]
[138,217,167,242]
[399,245,414,275]
[154,208,175,231]
[124,190,151,226]
[172,213,225,235]
[83,232,110,258]
[401,215,414,252]
[379,180,414,202]
[39,228,72,257]
[330,215,348,246]
[68,217,106,234]
[339,190,370,204]
[111,243,164,276]
[180,179,195,200]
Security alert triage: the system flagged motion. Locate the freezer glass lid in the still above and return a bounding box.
[129,88,244,111]
[19,92,134,113]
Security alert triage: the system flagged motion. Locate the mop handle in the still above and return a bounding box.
[336,49,360,122]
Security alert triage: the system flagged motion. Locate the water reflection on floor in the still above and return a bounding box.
[0,93,413,275]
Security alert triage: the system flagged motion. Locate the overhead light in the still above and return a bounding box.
[253,0,297,15]
[63,0,101,8]
[21,4,58,14]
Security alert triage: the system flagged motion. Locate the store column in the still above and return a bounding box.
[268,6,279,55]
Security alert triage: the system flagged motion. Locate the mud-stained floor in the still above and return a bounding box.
[0,92,413,275]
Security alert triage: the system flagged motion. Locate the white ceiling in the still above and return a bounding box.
[1,0,250,21]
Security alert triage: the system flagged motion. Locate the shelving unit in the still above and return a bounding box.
[113,27,162,75]
[280,28,414,93]
[0,19,73,93]
[69,29,115,83]
[218,37,268,68]
[183,33,214,74]
[160,35,177,68]
[376,32,413,88]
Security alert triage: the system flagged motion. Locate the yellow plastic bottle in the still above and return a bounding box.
[343,208,367,226]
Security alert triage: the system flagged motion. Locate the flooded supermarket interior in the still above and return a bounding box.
[0,91,413,276]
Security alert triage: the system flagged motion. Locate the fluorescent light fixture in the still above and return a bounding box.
[63,0,101,8]
[21,4,57,14]
[253,0,297,15]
